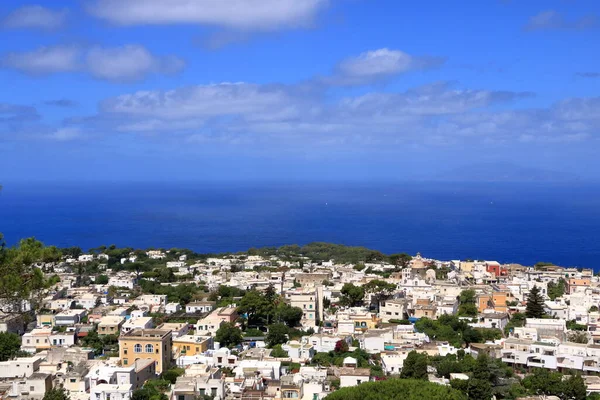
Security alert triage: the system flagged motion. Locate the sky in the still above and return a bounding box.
[0,0,599,182]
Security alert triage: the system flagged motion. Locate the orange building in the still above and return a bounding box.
[567,278,591,294]
[477,291,516,313]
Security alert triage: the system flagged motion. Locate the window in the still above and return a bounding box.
[124,349,128,355]
[30,386,35,392]
[70,379,77,383]
[178,396,185,400]
[134,344,142,353]
[145,344,154,353]
[123,359,128,365]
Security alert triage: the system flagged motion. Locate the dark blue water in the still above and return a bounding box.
[1,182,599,268]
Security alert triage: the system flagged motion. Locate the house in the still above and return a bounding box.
[49,330,76,347]
[119,329,172,374]
[78,254,94,262]
[472,312,509,330]
[50,298,73,311]
[307,334,351,353]
[379,299,408,322]
[137,294,168,307]
[282,339,315,361]
[55,309,86,327]
[98,316,125,336]
[147,250,166,260]
[75,293,98,310]
[0,356,42,379]
[285,288,324,327]
[121,317,154,334]
[91,384,132,400]
[6,372,52,400]
[195,307,239,335]
[338,367,371,388]
[21,327,53,353]
[167,261,186,269]
[381,352,408,374]
[157,322,189,338]
[86,358,156,392]
[165,303,182,314]
[171,365,224,400]
[185,301,215,314]
[173,335,213,357]
[109,275,136,289]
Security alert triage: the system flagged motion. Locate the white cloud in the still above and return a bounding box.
[1,44,185,82]
[101,83,301,120]
[524,10,597,31]
[323,48,445,86]
[2,5,68,30]
[1,45,79,75]
[91,80,548,147]
[87,0,328,31]
[48,127,82,141]
[86,45,185,82]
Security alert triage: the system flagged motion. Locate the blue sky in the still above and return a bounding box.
[0,0,599,181]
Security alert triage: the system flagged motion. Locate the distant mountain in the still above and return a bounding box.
[431,162,578,183]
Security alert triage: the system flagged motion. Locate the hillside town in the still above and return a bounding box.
[0,240,598,400]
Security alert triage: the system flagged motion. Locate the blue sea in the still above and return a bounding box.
[1,181,599,268]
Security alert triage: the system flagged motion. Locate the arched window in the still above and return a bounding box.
[134,344,142,353]
[145,344,154,353]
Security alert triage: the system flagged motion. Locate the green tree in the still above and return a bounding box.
[274,304,303,327]
[547,279,566,300]
[237,290,272,324]
[525,286,545,318]
[458,289,478,317]
[504,312,526,335]
[561,373,587,400]
[590,305,599,312]
[0,236,47,313]
[266,323,288,347]
[215,322,243,348]
[162,367,185,384]
[400,351,428,380]
[567,331,589,344]
[389,253,412,268]
[340,283,365,307]
[42,387,70,400]
[0,332,22,361]
[270,344,289,358]
[325,378,466,400]
[468,354,493,400]
[96,275,109,285]
[363,279,396,312]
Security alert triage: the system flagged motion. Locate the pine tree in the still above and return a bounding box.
[525,285,545,318]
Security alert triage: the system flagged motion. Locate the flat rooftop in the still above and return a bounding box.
[121,329,170,339]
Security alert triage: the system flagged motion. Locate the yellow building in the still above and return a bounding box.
[172,335,212,357]
[36,314,55,327]
[119,329,172,374]
[350,312,379,332]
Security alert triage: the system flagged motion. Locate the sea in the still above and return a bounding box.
[1,181,599,269]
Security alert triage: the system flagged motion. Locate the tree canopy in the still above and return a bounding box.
[525,286,545,318]
[215,322,243,348]
[325,379,466,400]
[0,332,23,361]
[42,388,70,400]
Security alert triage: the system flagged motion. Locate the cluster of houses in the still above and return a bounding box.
[1,250,600,399]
